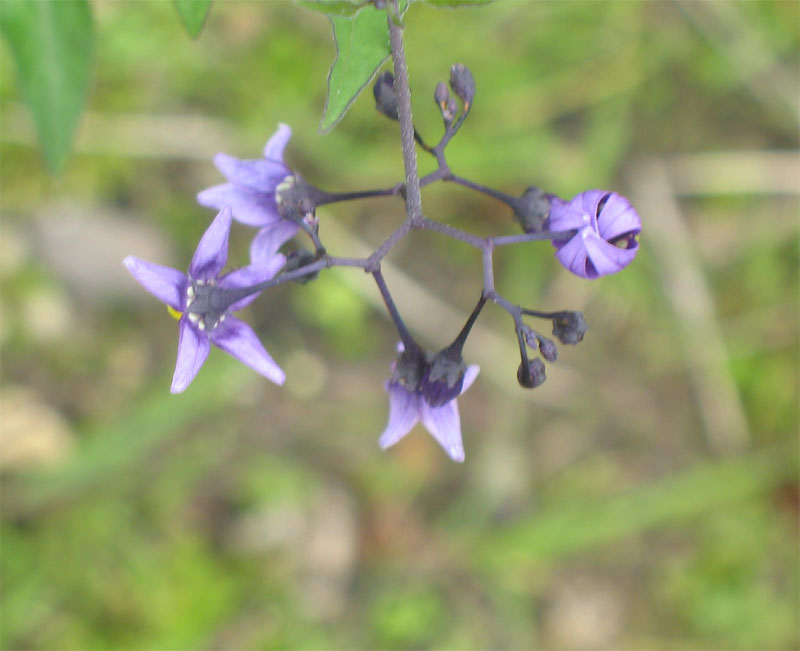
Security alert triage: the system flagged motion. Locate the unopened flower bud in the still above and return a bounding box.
[517,358,546,389]
[552,311,588,345]
[434,82,449,109]
[449,63,475,109]
[513,186,550,233]
[284,248,318,283]
[444,97,459,123]
[538,336,558,363]
[373,71,398,121]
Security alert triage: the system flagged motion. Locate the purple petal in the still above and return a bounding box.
[210,316,285,385]
[250,221,299,265]
[548,197,590,232]
[577,190,609,224]
[189,208,232,280]
[197,183,281,227]
[581,229,638,276]
[122,256,186,311]
[420,399,466,463]
[597,193,641,241]
[378,382,421,450]
[460,365,480,394]
[218,254,286,312]
[213,153,289,192]
[171,318,210,393]
[263,123,292,162]
[554,230,594,278]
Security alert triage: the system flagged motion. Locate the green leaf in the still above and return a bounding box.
[417,0,493,6]
[298,0,368,18]
[173,0,213,38]
[0,0,93,172]
[319,5,394,134]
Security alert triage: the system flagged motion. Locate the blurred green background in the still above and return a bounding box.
[1,1,798,649]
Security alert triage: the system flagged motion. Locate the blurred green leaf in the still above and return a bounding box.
[173,0,213,38]
[0,0,93,172]
[298,0,368,18]
[320,5,394,133]
[418,0,493,6]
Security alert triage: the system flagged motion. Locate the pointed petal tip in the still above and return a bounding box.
[449,448,466,463]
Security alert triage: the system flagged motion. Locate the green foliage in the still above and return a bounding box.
[172,0,213,38]
[0,0,93,172]
[298,0,370,18]
[418,0,494,6]
[319,5,394,133]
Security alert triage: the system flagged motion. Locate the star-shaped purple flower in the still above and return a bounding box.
[197,124,300,260]
[379,344,480,463]
[123,207,287,393]
[548,190,641,279]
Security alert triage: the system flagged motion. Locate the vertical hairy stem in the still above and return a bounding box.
[387,9,423,226]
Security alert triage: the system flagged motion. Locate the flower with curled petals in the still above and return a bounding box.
[379,343,479,463]
[547,190,641,279]
[123,208,287,393]
[197,124,300,258]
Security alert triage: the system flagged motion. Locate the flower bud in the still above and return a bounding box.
[449,63,475,109]
[434,82,450,109]
[444,97,459,123]
[517,358,546,389]
[373,71,399,121]
[513,186,550,233]
[284,248,318,283]
[537,336,558,363]
[552,311,588,345]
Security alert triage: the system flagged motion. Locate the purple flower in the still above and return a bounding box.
[379,344,480,463]
[197,124,300,257]
[547,190,641,279]
[123,207,288,393]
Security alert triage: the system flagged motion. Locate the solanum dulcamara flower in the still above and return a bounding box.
[547,190,641,279]
[123,207,287,393]
[379,343,479,463]
[197,123,300,263]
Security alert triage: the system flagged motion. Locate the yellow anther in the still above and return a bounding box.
[167,305,183,321]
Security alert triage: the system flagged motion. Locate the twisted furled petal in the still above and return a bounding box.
[548,190,641,279]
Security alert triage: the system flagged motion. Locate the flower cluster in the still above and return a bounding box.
[124,62,642,463]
